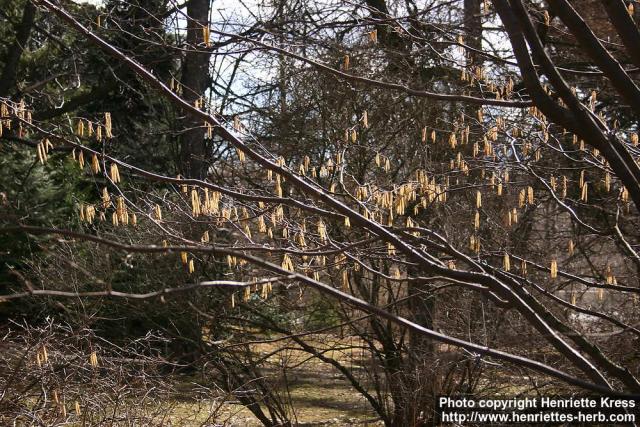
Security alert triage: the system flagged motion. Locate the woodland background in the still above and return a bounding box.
[0,0,639,425]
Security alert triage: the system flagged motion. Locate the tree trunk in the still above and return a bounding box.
[179,0,211,179]
[463,0,482,67]
[0,1,37,97]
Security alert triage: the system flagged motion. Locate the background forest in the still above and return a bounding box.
[0,0,639,425]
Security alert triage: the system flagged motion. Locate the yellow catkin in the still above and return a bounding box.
[257,215,267,233]
[202,25,210,47]
[154,204,162,220]
[89,351,98,367]
[115,196,125,218]
[317,219,327,242]
[606,264,614,285]
[188,259,195,274]
[85,205,96,223]
[76,120,85,136]
[104,112,113,138]
[581,183,588,202]
[504,208,518,224]
[101,187,111,208]
[236,148,245,162]
[550,258,558,279]
[110,163,121,183]
[261,282,269,299]
[91,154,100,173]
[503,253,511,271]
[275,175,283,197]
[449,133,457,148]
[343,54,350,70]
[457,34,464,52]
[476,190,482,208]
[282,254,294,272]
[191,188,201,216]
[36,143,44,164]
[387,242,396,256]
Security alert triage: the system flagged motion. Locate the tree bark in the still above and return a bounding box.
[179,0,211,179]
[463,0,482,67]
[0,1,37,97]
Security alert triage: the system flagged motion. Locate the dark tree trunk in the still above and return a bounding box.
[0,1,37,97]
[463,0,482,67]
[179,0,211,179]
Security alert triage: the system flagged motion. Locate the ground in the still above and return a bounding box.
[168,335,383,426]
